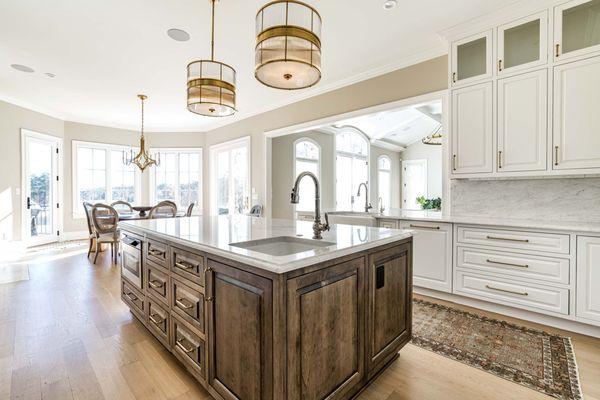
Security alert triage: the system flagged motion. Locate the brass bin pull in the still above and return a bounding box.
[486,259,529,269]
[485,285,528,296]
[149,313,165,325]
[149,248,164,257]
[149,279,164,289]
[485,235,529,243]
[409,224,440,230]
[175,261,194,270]
[125,292,138,301]
[176,298,194,310]
[176,338,195,354]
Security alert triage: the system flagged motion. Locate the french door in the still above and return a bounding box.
[21,130,62,246]
[210,137,250,216]
[402,159,427,210]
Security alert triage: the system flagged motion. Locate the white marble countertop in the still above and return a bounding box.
[120,215,413,273]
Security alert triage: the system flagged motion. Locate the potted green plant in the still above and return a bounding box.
[416,196,442,211]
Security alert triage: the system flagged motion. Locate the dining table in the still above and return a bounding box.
[117,210,186,221]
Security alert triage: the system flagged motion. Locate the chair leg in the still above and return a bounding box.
[87,238,93,258]
[93,240,100,264]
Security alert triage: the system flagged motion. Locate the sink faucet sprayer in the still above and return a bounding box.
[290,171,330,240]
[357,182,372,213]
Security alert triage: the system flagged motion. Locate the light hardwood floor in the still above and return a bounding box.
[1,246,598,400]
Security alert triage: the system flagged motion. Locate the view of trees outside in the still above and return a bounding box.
[29,172,51,235]
[154,152,201,210]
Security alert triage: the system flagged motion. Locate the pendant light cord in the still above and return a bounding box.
[211,0,215,61]
[140,96,145,138]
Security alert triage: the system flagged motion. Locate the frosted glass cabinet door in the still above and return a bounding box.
[451,30,493,86]
[498,11,547,75]
[555,0,600,61]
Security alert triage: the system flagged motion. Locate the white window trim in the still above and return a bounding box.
[334,127,370,211]
[209,136,251,216]
[148,147,203,215]
[292,137,321,215]
[72,140,142,218]
[377,155,392,210]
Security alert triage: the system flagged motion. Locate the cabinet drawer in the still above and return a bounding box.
[146,261,169,304]
[147,297,170,346]
[121,234,143,290]
[171,246,205,286]
[171,314,205,380]
[171,277,205,333]
[456,226,570,254]
[457,247,570,285]
[378,219,398,229]
[121,279,145,319]
[454,271,569,315]
[147,238,168,269]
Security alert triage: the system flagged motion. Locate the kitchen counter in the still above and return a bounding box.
[120,215,413,273]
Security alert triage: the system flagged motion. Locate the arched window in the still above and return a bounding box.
[335,128,369,211]
[294,138,320,212]
[378,156,391,211]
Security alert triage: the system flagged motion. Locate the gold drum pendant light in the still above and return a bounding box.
[123,95,160,172]
[255,0,322,90]
[187,0,236,117]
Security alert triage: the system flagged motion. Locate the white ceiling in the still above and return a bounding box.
[0,0,519,132]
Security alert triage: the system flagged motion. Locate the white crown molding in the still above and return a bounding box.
[0,93,69,122]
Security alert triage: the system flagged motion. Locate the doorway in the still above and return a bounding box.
[402,159,428,210]
[21,130,62,246]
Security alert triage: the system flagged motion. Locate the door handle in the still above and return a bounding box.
[27,197,31,210]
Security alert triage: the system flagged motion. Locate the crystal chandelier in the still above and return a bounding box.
[255,0,322,90]
[187,0,236,117]
[123,94,160,171]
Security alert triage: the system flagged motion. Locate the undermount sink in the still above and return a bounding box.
[229,236,335,256]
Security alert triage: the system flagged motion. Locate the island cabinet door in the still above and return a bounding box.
[366,243,412,376]
[206,259,273,400]
[286,257,366,400]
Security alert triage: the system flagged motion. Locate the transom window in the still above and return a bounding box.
[378,156,392,211]
[293,139,320,213]
[335,128,369,211]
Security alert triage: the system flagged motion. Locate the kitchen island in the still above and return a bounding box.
[118,215,413,400]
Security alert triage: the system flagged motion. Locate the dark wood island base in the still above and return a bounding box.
[120,227,412,400]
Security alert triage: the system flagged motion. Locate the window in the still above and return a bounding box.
[293,139,320,213]
[210,137,250,216]
[335,129,369,211]
[73,141,141,215]
[378,156,391,211]
[402,159,428,210]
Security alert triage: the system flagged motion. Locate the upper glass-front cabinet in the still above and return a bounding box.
[451,30,493,86]
[498,11,548,75]
[555,0,600,61]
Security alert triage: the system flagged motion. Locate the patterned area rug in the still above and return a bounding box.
[411,299,582,400]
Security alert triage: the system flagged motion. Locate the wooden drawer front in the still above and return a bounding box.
[454,271,569,315]
[378,219,398,229]
[147,298,170,345]
[121,237,143,290]
[456,226,570,254]
[171,246,205,286]
[146,262,169,303]
[457,247,570,285]
[172,315,205,379]
[172,278,204,332]
[121,279,145,317]
[147,238,168,268]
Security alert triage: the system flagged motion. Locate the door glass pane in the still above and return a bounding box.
[231,146,248,215]
[562,0,600,54]
[457,37,487,80]
[28,141,52,237]
[504,19,540,68]
[216,151,230,215]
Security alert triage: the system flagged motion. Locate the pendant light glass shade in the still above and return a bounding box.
[187,0,236,117]
[255,1,322,90]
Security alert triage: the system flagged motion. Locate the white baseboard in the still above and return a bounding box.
[415,287,600,339]
[61,231,88,241]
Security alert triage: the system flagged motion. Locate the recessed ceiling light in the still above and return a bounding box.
[45,72,56,78]
[11,64,34,73]
[167,28,190,42]
[383,0,397,10]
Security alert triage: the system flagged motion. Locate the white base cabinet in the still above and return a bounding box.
[577,236,600,324]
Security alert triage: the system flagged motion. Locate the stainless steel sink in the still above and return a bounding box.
[229,236,335,256]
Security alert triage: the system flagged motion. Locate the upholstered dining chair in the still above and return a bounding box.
[91,203,120,264]
[83,202,96,258]
[111,200,133,213]
[148,201,177,219]
[185,202,195,217]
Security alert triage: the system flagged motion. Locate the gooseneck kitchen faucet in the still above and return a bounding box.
[290,171,330,239]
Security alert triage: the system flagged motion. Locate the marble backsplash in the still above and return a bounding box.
[451,177,600,222]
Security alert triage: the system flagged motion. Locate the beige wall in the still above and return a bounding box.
[370,146,402,211]
[202,55,448,216]
[400,140,443,204]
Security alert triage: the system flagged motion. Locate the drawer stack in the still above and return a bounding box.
[454,225,573,317]
[120,234,207,383]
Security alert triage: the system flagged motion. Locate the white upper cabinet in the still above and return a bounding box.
[497,69,547,172]
[451,82,494,174]
[553,56,600,170]
[555,0,600,61]
[577,236,600,325]
[497,12,548,75]
[451,30,493,86]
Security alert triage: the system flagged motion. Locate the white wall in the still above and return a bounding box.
[400,139,443,204]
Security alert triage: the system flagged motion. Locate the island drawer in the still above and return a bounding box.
[121,279,145,319]
[146,261,169,304]
[121,234,144,290]
[456,226,570,255]
[171,246,205,286]
[454,271,569,315]
[147,297,170,347]
[456,246,570,285]
[171,276,205,333]
[147,238,168,269]
[171,314,206,380]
